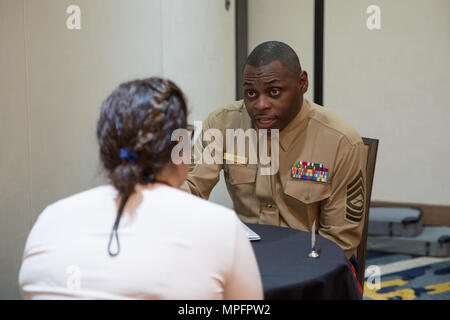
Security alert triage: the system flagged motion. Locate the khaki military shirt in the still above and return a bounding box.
[181,99,368,259]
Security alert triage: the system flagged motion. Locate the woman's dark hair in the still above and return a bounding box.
[96,77,188,256]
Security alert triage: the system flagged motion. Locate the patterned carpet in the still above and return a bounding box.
[363,251,450,300]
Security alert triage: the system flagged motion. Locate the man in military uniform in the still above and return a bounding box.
[181,41,367,263]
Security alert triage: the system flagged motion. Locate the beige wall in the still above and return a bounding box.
[0,0,235,299]
[0,0,33,300]
[161,0,235,208]
[324,0,450,206]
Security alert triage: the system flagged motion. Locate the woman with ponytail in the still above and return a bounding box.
[18,78,263,300]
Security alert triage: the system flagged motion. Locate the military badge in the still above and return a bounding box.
[290,161,329,183]
[345,170,365,223]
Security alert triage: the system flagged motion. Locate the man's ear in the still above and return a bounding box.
[300,71,309,94]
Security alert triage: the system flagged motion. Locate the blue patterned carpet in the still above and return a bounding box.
[363,251,450,300]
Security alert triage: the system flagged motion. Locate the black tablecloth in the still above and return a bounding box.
[248,224,361,300]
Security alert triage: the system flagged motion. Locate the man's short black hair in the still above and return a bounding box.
[245,41,302,76]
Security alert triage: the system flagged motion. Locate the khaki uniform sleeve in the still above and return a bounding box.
[179,112,223,199]
[318,138,368,259]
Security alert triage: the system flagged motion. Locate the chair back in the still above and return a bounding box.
[356,137,379,293]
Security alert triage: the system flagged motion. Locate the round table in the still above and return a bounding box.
[248,224,361,300]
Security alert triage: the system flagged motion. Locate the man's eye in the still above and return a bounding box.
[246,90,256,98]
[270,88,281,96]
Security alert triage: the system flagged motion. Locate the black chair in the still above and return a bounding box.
[356,137,379,293]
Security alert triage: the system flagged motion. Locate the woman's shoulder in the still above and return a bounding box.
[39,185,116,219]
[166,186,235,211]
[155,187,244,247]
[148,186,239,225]
[24,185,116,246]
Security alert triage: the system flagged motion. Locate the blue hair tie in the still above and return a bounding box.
[120,148,138,164]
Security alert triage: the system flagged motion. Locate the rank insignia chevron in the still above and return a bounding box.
[346,170,365,223]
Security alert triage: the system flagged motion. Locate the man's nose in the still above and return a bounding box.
[256,95,271,111]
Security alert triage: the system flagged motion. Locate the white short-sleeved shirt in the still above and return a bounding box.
[18,185,263,300]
